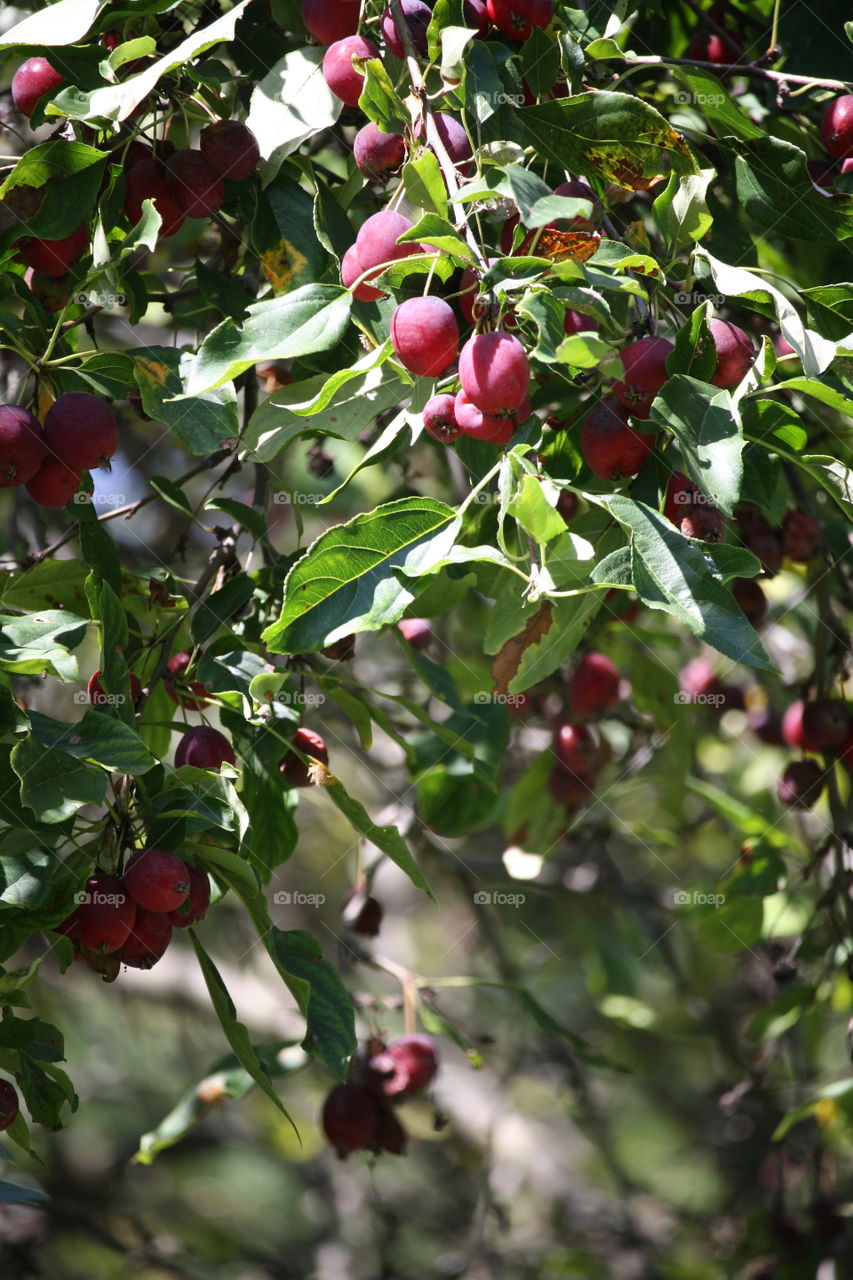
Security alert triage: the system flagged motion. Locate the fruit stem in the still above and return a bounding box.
[769,0,781,57]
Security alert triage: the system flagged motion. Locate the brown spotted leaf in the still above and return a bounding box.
[492,603,554,695]
[492,593,604,695]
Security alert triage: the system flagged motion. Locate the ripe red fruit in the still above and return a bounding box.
[354,122,406,179]
[175,725,235,770]
[748,706,783,746]
[199,120,261,180]
[166,149,224,218]
[547,766,594,807]
[612,337,674,418]
[454,389,514,442]
[322,1083,378,1156]
[678,656,718,701]
[44,392,118,471]
[120,908,173,969]
[11,57,66,118]
[124,849,190,913]
[581,397,653,481]
[458,330,529,413]
[464,0,490,34]
[0,405,45,487]
[124,158,185,237]
[708,318,755,388]
[680,505,726,542]
[686,32,739,63]
[373,1105,408,1155]
[76,873,136,954]
[353,210,422,297]
[165,651,212,709]
[390,297,459,377]
[821,95,853,159]
[568,652,620,715]
[20,225,89,279]
[663,470,702,525]
[0,1079,19,1133]
[341,243,384,302]
[323,35,380,106]
[414,113,474,173]
[564,309,597,336]
[342,890,384,936]
[423,393,461,443]
[398,617,432,649]
[381,0,433,57]
[777,760,825,809]
[279,726,329,786]
[486,0,554,42]
[781,700,806,750]
[732,577,767,624]
[368,1034,438,1098]
[801,699,851,751]
[25,456,81,508]
[24,267,69,313]
[556,489,579,522]
[553,722,599,775]
[737,506,783,577]
[169,865,211,928]
[88,669,143,706]
[782,510,822,562]
[302,0,360,44]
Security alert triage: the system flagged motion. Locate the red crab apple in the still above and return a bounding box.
[777,760,825,809]
[302,0,360,44]
[422,393,461,443]
[397,618,432,649]
[199,120,260,180]
[548,766,594,807]
[780,699,850,753]
[464,0,490,34]
[120,909,173,969]
[414,113,474,173]
[350,210,423,299]
[486,0,554,42]
[0,405,45,487]
[279,726,329,786]
[732,577,767,624]
[564,309,597,335]
[381,0,433,57]
[341,244,384,302]
[453,390,515,442]
[175,725,235,770]
[686,32,739,63]
[165,651,212,709]
[322,1083,378,1157]
[678,656,718,701]
[354,122,406,179]
[458,331,529,413]
[390,297,459,377]
[76,873,136,953]
[0,1080,19,1133]
[322,35,380,107]
[20,225,89,279]
[373,1105,407,1155]
[567,652,621,715]
[11,56,66,118]
[124,158,185,237]
[821,95,853,159]
[708,318,755,388]
[44,392,118,471]
[342,890,384,936]
[581,397,653,480]
[124,848,190,913]
[556,489,579,522]
[24,268,69,313]
[166,149,224,218]
[663,470,702,525]
[25,456,81,507]
[748,706,783,746]
[782,510,822,562]
[680,504,726,542]
[368,1034,438,1098]
[88,668,143,706]
[612,337,674,418]
[169,865,211,928]
[553,721,600,775]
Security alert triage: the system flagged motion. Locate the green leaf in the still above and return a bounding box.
[148,475,194,517]
[400,213,473,261]
[204,498,267,541]
[0,141,107,240]
[652,169,714,249]
[649,376,744,514]
[0,1180,49,1205]
[666,304,717,383]
[0,843,53,909]
[185,285,352,395]
[506,475,567,543]
[262,497,457,654]
[265,930,357,1079]
[671,69,763,141]
[0,610,87,681]
[324,778,433,897]
[130,346,239,456]
[0,0,104,47]
[246,47,341,179]
[696,897,764,954]
[27,710,155,776]
[403,149,449,217]
[190,575,255,646]
[11,735,107,823]
[358,57,409,134]
[734,136,853,244]
[73,351,136,399]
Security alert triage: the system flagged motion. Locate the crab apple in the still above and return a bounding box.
[748,706,784,746]
[678,656,718,701]
[453,389,511,440]
[458,330,529,413]
[199,119,260,180]
[166,149,224,218]
[777,760,825,809]
[564,309,597,335]
[169,865,211,928]
[381,0,433,57]
[801,699,851,751]
[612,337,674,418]
[354,122,406,179]
[708,318,755,388]
[165,651,212,709]
[24,267,69,313]
[175,725,235,770]
[398,617,432,649]
[11,57,66,118]
[76,873,136,954]
[414,113,473,173]
[124,158,185,237]
[581,397,653,481]
[25,456,81,508]
[663,470,701,525]
[302,0,360,44]
[548,765,594,807]
[354,210,422,294]
[821,95,853,159]
[124,849,190,913]
[120,909,173,969]
[464,0,490,34]
[686,32,739,63]
[486,0,554,42]
[553,721,599,775]
[279,726,329,787]
[88,668,143,706]
[568,652,620,715]
[322,1083,378,1157]
[390,297,459,378]
[0,405,45,487]
[322,35,380,107]
[737,505,783,576]
[369,1034,438,1098]
[20,225,89,279]
[556,489,579,522]
[44,392,118,471]
[732,576,767,624]
[781,700,806,750]
[342,889,384,936]
[0,1080,19,1133]
[840,731,853,777]
[341,243,384,302]
[680,504,726,542]
[374,1105,407,1155]
[423,393,461,443]
[782,509,823,562]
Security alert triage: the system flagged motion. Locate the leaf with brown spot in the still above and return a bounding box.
[262,242,310,294]
[533,229,601,264]
[492,603,554,695]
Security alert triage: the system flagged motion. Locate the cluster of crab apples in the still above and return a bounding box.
[322,1033,439,1158]
[0,394,118,508]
